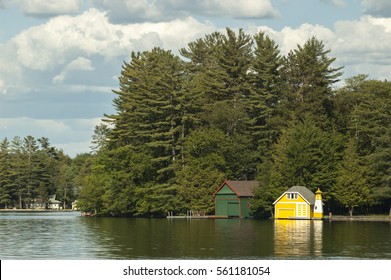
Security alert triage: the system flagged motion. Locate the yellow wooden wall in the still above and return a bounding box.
[274,193,312,219]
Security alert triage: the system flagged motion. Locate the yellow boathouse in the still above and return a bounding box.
[273,186,323,219]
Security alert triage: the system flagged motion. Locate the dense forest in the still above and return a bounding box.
[0,136,79,209]
[1,28,390,217]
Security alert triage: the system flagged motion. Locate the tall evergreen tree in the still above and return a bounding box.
[10,136,27,208]
[0,138,13,208]
[103,47,186,216]
[280,37,343,127]
[334,76,391,215]
[22,135,39,208]
[181,28,253,132]
[247,31,282,158]
[107,48,184,177]
[331,139,371,216]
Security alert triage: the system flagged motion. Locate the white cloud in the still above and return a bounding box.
[258,23,334,55]
[9,9,213,71]
[362,0,391,17]
[53,57,94,84]
[91,0,279,23]
[258,16,391,80]
[66,57,94,71]
[0,42,23,94]
[16,0,82,17]
[0,8,213,93]
[332,16,391,57]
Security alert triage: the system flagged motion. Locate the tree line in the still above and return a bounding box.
[0,136,80,209]
[1,28,390,217]
[76,28,390,217]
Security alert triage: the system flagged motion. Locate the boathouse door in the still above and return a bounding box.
[227,202,239,217]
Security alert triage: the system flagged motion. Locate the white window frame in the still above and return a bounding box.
[287,193,298,200]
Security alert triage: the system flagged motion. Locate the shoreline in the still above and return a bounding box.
[0,209,76,213]
[1,209,390,221]
[327,215,391,222]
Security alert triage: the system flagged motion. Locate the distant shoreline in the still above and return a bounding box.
[0,209,76,213]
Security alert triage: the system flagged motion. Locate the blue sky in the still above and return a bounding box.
[1,0,391,157]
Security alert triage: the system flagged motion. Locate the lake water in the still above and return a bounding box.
[0,212,390,259]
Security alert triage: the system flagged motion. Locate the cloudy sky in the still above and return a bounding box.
[1,0,390,157]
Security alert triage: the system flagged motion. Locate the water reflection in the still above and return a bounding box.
[212,219,274,258]
[313,220,323,256]
[0,212,118,259]
[1,213,390,259]
[274,219,323,258]
[80,218,275,259]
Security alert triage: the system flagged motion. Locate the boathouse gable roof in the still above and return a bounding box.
[273,186,315,205]
[213,180,258,198]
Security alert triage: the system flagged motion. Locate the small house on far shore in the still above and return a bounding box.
[213,180,259,218]
[72,200,78,211]
[48,195,62,210]
[273,186,323,220]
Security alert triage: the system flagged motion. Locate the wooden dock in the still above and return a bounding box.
[167,215,228,219]
[166,211,228,219]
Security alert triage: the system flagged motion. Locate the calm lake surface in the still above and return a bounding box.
[0,212,390,260]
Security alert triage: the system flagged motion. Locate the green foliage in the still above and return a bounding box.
[333,76,391,214]
[247,31,282,155]
[280,37,343,127]
[0,135,76,209]
[252,117,344,217]
[175,128,230,214]
[331,139,371,216]
[0,138,13,208]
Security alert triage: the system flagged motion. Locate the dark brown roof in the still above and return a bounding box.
[213,180,259,197]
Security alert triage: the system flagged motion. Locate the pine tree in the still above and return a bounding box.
[351,80,391,214]
[247,31,282,157]
[10,136,27,208]
[332,139,371,216]
[103,48,186,216]
[90,123,111,154]
[181,28,253,133]
[107,48,184,176]
[0,138,13,208]
[334,77,391,215]
[280,37,343,127]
